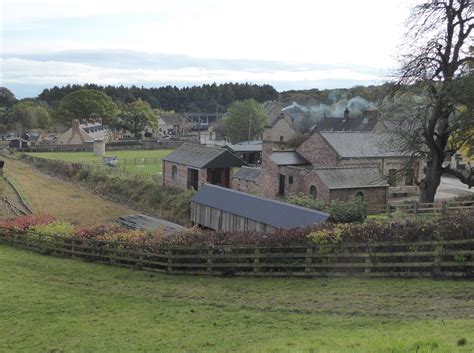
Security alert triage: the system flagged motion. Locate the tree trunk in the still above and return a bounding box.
[420,160,443,203]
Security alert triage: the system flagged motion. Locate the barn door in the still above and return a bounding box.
[278,174,286,196]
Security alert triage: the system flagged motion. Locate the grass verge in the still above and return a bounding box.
[0,244,473,353]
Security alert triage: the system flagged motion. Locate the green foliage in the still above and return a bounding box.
[284,193,326,211]
[0,87,17,107]
[4,101,52,131]
[284,194,366,223]
[223,99,266,143]
[29,221,75,237]
[119,99,157,138]
[328,197,366,223]
[55,89,118,126]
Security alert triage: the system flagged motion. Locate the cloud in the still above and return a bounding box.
[1,53,384,98]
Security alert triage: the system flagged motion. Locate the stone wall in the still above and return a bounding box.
[296,132,338,166]
[330,187,387,205]
[272,118,296,143]
[163,161,207,190]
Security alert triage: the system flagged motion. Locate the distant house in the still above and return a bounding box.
[57,119,111,145]
[22,132,40,145]
[163,143,245,190]
[158,114,189,135]
[191,183,330,232]
[262,101,297,143]
[9,138,30,149]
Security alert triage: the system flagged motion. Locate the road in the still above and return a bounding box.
[436,175,474,200]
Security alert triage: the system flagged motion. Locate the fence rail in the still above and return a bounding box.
[366,200,474,216]
[0,229,472,278]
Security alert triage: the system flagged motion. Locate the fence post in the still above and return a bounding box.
[207,248,213,273]
[441,201,448,215]
[305,247,313,275]
[167,248,173,274]
[413,201,419,215]
[433,243,443,276]
[385,203,391,214]
[253,248,260,275]
[364,245,372,274]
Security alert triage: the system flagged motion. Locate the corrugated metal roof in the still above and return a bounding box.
[270,151,310,165]
[163,143,245,168]
[233,167,263,182]
[320,132,406,158]
[314,167,388,189]
[192,184,329,229]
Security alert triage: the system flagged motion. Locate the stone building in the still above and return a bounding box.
[262,101,297,143]
[163,143,245,191]
[232,127,422,205]
[57,119,111,145]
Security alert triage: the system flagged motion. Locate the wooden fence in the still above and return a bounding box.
[1,229,472,278]
[366,199,474,216]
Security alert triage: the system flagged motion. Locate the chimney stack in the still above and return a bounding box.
[261,126,273,169]
[343,108,350,119]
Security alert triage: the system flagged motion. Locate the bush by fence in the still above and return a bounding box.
[0,227,472,278]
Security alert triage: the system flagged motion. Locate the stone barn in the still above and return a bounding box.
[163,144,245,191]
[191,184,330,232]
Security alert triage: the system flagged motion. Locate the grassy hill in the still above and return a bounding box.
[1,244,473,353]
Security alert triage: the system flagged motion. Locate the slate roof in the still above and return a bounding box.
[192,184,330,229]
[313,167,388,189]
[163,143,245,168]
[320,132,406,158]
[263,101,292,125]
[225,143,262,153]
[233,167,263,182]
[270,151,310,166]
[160,114,185,125]
[316,117,378,132]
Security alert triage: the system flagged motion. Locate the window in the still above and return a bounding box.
[289,176,293,184]
[355,191,364,201]
[388,169,397,187]
[279,136,284,142]
[405,168,414,186]
[171,165,177,180]
[309,185,317,199]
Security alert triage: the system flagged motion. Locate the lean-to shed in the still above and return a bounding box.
[191,184,330,232]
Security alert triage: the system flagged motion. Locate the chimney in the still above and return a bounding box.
[72,119,80,132]
[261,126,273,169]
[344,108,350,119]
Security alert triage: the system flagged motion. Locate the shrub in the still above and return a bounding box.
[29,221,75,237]
[285,194,366,223]
[0,214,56,230]
[328,197,366,223]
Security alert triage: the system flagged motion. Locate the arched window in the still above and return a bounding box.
[355,191,364,201]
[171,165,177,180]
[309,185,317,199]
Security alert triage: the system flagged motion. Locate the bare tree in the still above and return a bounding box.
[392,0,473,202]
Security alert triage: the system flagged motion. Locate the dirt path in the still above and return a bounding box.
[2,158,136,225]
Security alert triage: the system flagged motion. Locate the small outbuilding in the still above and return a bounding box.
[163,144,245,190]
[191,184,330,232]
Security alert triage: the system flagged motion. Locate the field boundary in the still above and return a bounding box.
[1,228,472,279]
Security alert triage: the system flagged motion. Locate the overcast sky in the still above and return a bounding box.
[1,0,418,98]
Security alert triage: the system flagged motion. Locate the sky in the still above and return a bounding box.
[0,0,419,98]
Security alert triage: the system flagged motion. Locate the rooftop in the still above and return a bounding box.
[233,167,263,182]
[163,143,245,169]
[320,132,406,158]
[313,167,388,189]
[270,151,310,166]
[191,184,330,229]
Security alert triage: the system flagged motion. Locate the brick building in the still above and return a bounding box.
[232,127,422,205]
[163,143,245,191]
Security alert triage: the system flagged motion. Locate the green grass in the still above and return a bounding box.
[1,245,473,353]
[26,150,172,176]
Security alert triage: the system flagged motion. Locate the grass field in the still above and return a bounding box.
[27,150,173,176]
[2,158,135,224]
[1,245,473,353]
